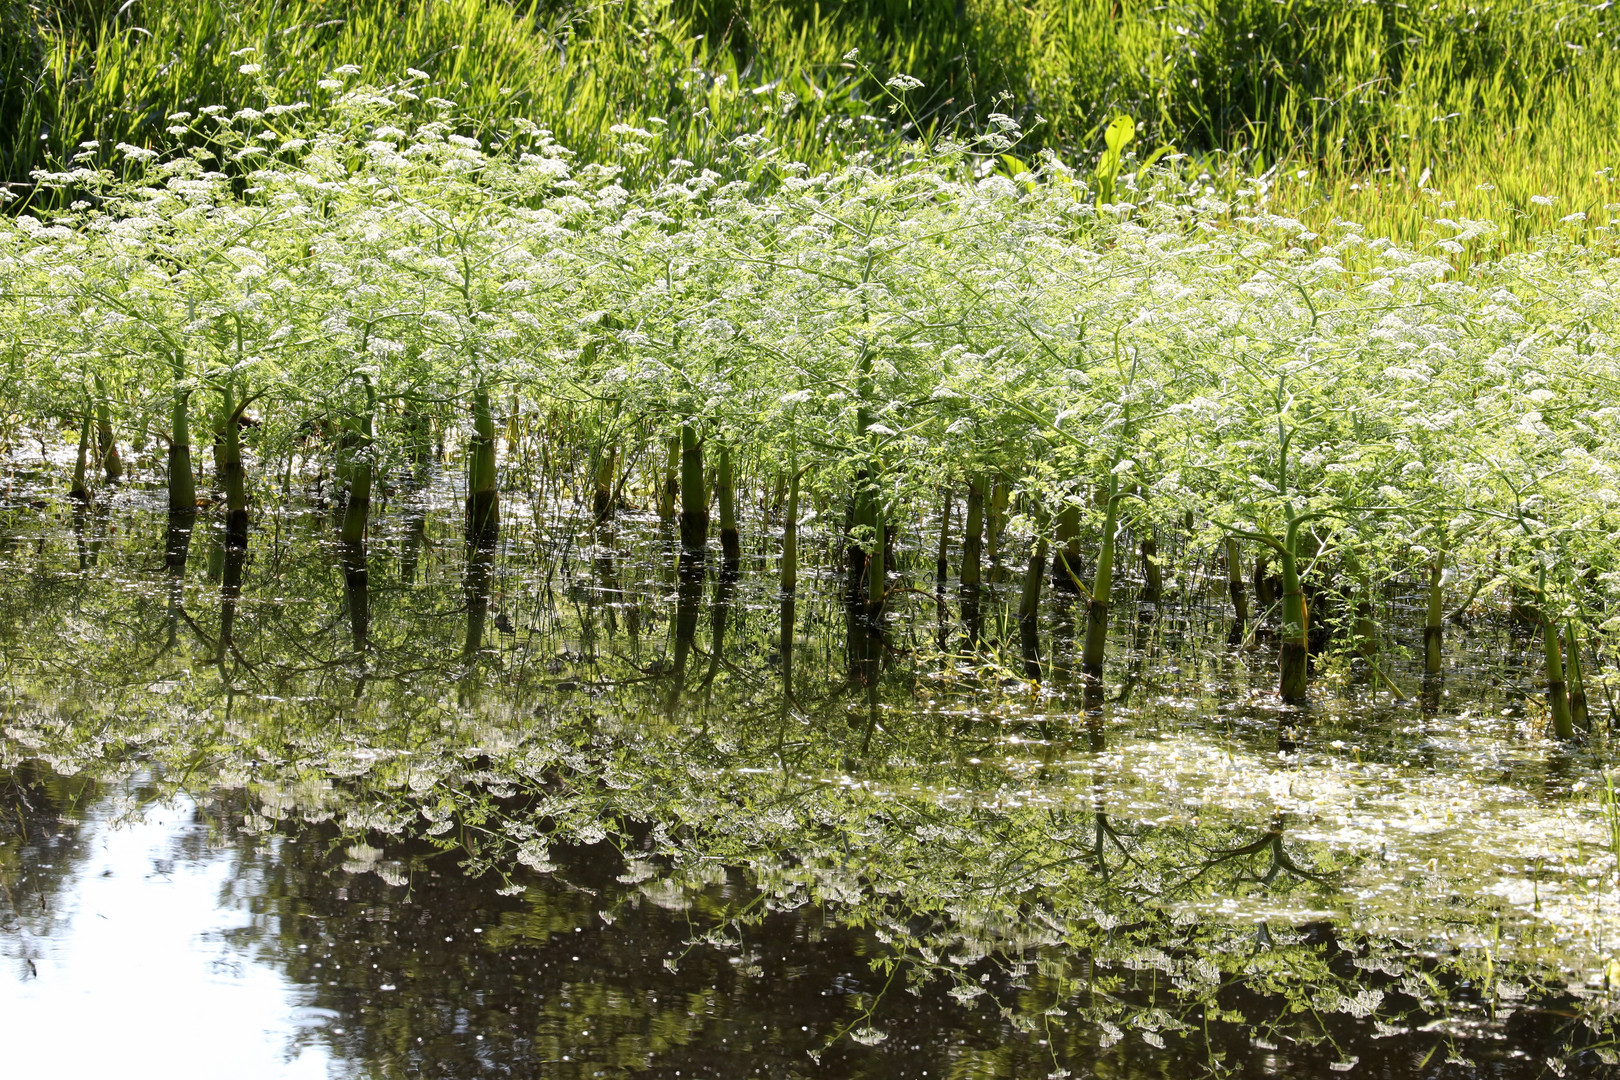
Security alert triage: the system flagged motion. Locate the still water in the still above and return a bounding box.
[2,471,1619,1077]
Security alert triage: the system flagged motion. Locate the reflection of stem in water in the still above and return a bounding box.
[164,510,196,649]
[1420,669,1442,719]
[1174,813,1340,893]
[665,552,704,715]
[1050,593,1077,693]
[340,539,369,658]
[959,478,984,651]
[856,601,884,757]
[400,484,427,585]
[463,523,497,666]
[217,526,247,681]
[779,471,798,711]
[702,557,738,697]
[1113,616,1151,706]
[88,501,107,569]
[593,527,619,638]
[70,498,90,572]
[1083,721,1137,883]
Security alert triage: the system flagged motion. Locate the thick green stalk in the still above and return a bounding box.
[1278,529,1309,703]
[781,471,798,597]
[1225,537,1248,644]
[865,490,885,619]
[987,477,1009,581]
[1543,612,1575,739]
[1053,499,1081,592]
[94,374,121,483]
[1139,525,1162,603]
[70,410,91,501]
[1080,477,1120,679]
[961,478,984,590]
[1019,533,1050,681]
[779,469,799,706]
[466,385,498,543]
[1343,546,1377,657]
[593,444,616,523]
[461,389,500,667]
[657,435,679,523]
[340,379,374,546]
[216,381,248,549]
[168,356,195,515]
[1567,621,1589,732]
[1254,551,1275,608]
[678,422,707,553]
[1424,548,1445,675]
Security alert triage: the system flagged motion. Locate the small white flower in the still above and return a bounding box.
[238,63,262,75]
[885,74,924,91]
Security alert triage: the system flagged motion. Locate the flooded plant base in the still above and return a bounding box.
[3,474,1620,1078]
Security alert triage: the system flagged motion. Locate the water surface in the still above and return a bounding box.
[3,467,1618,1078]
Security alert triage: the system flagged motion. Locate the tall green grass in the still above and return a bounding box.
[0,0,894,199]
[695,0,1620,243]
[2,0,1617,248]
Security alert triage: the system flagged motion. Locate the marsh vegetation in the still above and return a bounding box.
[1,5,1620,1075]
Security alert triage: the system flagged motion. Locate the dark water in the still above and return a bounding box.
[2,468,1619,1078]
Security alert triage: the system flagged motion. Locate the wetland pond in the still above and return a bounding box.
[3,465,1620,1079]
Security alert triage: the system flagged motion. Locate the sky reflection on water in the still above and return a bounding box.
[2,789,332,1078]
